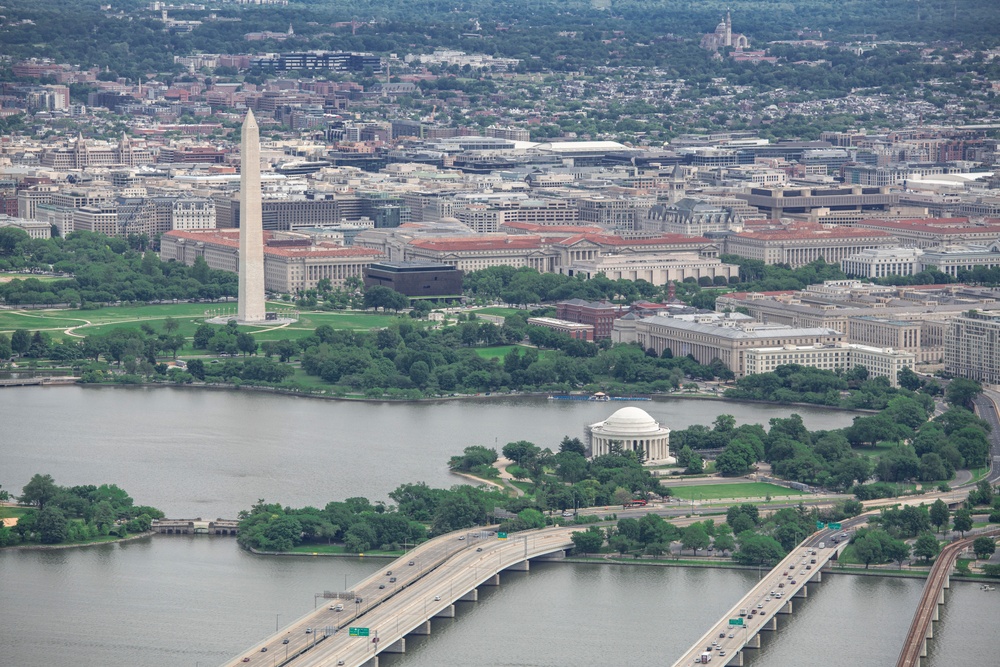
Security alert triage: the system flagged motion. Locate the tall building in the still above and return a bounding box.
[944,311,1000,385]
[237,110,266,324]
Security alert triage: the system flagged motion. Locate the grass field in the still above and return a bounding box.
[474,345,550,361]
[0,273,63,283]
[668,482,808,501]
[0,304,414,341]
[286,544,402,556]
[471,307,525,318]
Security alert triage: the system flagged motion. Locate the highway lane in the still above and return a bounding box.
[670,515,869,667]
[277,528,579,667]
[223,528,497,667]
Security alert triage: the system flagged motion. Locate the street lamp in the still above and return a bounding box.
[275,613,281,632]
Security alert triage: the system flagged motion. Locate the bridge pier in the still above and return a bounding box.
[725,650,744,666]
[361,657,378,667]
[481,573,500,586]
[811,570,822,583]
[410,621,431,635]
[533,550,565,561]
[778,600,793,614]
[382,638,405,654]
[505,559,530,571]
[742,633,761,649]
[794,585,808,599]
[433,605,455,618]
[760,617,777,632]
[459,589,478,602]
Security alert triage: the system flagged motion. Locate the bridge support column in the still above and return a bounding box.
[943,573,950,590]
[921,636,928,658]
[361,657,378,667]
[433,605,455,619]
[459,589,478,602]
[410,621,431,635]
[778,600,792,614]
[725,650,744,666]
[760,617,777,632]
[506,559,530,571]
[932,603,939,623]
[533,550,565,561]
[382,638,405,654]
[742,633,761,649]
[937,588,945,605]
[811,570,822,583]
[481,574,500,586]
[795,585,808,599]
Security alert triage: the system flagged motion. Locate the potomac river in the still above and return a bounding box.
[1,387,994,667]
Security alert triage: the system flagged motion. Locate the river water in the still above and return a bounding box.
[2,388,992,666]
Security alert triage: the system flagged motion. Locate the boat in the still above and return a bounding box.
[981,585,995,591]
[548,392,651,402]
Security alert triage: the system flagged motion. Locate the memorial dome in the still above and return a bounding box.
[588,406,674,466]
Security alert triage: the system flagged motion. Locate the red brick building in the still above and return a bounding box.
[556,299,626,339]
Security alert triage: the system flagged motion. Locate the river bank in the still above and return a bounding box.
[1,531,154,551]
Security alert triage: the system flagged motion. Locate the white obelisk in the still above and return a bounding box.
[237,109,266,323]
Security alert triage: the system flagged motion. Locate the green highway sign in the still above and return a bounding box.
[829,522,842,530]
[497,532,508,540]
[816,521,826,530]
[729,618,744,626]
[349,627,370,637]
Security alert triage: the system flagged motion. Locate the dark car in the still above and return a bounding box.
[260,648,267,653]
[379,584,385,589]
[282,639,289,645]
[719,632,726,638]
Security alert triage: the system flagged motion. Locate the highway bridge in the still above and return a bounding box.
[222,526,577,667]
[670,515,867,667]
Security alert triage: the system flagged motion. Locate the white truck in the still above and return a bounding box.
[699,651,713,663]
[818,541,825,549]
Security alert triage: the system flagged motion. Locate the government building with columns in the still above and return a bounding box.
[588,407,675,466]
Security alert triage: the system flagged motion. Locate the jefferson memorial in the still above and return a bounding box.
[588,406,675,465]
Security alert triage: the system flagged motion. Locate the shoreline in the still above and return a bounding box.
[24,380,869,414]
[1,531,154,552]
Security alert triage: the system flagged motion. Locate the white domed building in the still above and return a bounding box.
[588,406,675,465]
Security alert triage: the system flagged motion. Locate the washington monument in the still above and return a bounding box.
[237,109,266,323]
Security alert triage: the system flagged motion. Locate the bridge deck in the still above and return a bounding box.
[221,527,575,667]
[671,518,866,667]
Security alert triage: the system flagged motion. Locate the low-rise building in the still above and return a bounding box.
[161,229,383,293]
[724,223,895,268]
[618,312,846,377]
[841,247,923,278]
[744,343,915,387]
[526,316,595,341]
[0,216,50,239]
[363,261,463,299]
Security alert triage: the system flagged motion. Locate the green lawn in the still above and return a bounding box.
[0,273,63,283]
[474,345,550,361]
[0,304,414,342]
[286,544,402,556]
[669,482,808,501]
[0,506,29,521]
[471,307,525,318]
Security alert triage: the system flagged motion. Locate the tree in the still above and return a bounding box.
[733,533,785,566]
[929,499,950,534]
[21,473,58,510]
[502,440,541,465]
[945,378,982,410]
[559,436,587,456]
[682,523,710,554]
[973,536,996,560]
[11,328,30,355]
[713,529,736,555]
[885,539,911,568]
[36,506,69,544]
[913,532,941,563]
[570,526,605,555]
[897,367,923,391]
[952,508,973,537]
[852,532,885,569]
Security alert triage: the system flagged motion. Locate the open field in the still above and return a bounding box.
[0,273,64,283]
[471,307,525,318]
[0,304,412,341]
[668,482,808,500]
[474,345,550,361]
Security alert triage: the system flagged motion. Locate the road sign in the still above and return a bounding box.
[729,618,744,626]
[816,521,826,530]
[497,532,508,540]
[349,627,370,637]
[829,522,842,530]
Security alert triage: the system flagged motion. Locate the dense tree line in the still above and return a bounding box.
[0,229,236,305]
[1,474,163,547]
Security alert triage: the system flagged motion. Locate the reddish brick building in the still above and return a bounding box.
[555,299,627,339]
